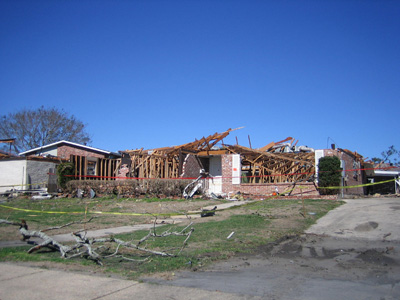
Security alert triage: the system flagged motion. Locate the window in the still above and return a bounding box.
[87,159,97,176]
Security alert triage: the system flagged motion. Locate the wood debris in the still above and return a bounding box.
[122,129,316,184]
[67,128,317,185]
[123,128,236,179]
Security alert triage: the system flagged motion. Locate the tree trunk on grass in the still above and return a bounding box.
[0,218,194,265]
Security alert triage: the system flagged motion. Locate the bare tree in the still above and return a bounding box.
[0,106,91,153]
[372,145,399,166]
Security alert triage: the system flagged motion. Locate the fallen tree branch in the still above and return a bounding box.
[0,219,22,226]
[41,217,96,232]
[0,217,194,265]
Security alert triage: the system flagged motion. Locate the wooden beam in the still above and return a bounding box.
[197,150,228,156]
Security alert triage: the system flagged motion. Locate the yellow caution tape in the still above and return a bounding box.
[0,204,175,217]
[319,178,396,189]
[89,210,173,217]
[0,205,81,214]
[0,182,47,188]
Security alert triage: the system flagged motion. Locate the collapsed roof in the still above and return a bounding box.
[122,129,317,183]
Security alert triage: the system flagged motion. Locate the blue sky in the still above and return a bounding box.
[1,0,399,160]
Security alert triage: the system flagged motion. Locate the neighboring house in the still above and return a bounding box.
[0,141,120,194]
[364,162,400,195]
[19,140,121,181]
[19,140,120,160]
[0,156,60,194]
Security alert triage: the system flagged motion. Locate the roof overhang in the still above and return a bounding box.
[19,140,115,156]
[373,170,400,177]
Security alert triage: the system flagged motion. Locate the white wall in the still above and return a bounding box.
[314,149,324,183]
[39,145,58,156]
[208,156,222,195]
[231,154,241,185]
[0,160,27,193]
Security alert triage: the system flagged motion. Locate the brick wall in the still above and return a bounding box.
[181,154,203,179]
[220,154,320,197]
[57,145,106,159]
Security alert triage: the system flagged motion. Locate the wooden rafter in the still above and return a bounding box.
[123,129,316,183]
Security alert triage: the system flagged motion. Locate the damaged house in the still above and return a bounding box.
[121,129,366,198]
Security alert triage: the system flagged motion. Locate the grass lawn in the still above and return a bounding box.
[0,196,343,279]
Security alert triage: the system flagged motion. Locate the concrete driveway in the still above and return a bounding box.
[305,197,400,241]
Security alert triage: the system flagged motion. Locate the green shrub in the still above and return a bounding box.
[318,156,342,195]
[57,162,75,190]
